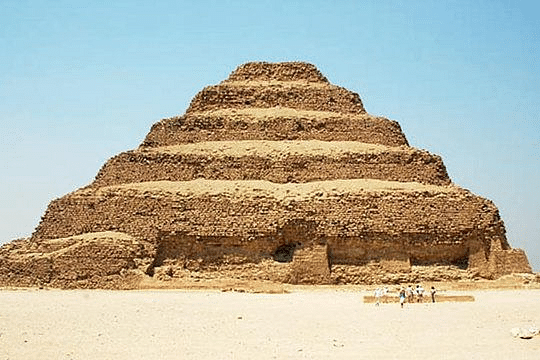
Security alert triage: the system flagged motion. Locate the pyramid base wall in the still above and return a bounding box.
[1,234,532,288]
[19,185,532,287]
[488,249,532,279]
[152,261,474,285]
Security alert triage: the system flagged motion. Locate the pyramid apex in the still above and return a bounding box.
[226,61,329,83]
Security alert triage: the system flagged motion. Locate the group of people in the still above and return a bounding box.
[374,284,437,307]
[398,285,437,307]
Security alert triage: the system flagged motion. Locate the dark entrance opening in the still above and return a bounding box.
[273,243,298,263]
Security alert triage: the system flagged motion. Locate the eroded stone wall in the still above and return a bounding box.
[290,244,331,284]
[31,184,507,277]
[487,238,532,278]
[92,148,449,188]
[142,113,409,147]
[186,84,366,114]
[0,232,153,288]
[225,62,329,83]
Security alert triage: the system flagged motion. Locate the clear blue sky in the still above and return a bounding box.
[1,0,539,271]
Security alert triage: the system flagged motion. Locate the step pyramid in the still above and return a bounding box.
[0,62,532,288]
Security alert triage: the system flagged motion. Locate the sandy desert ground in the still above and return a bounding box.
[0,287,539,360]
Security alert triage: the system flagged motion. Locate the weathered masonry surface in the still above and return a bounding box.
[0,62,532,288]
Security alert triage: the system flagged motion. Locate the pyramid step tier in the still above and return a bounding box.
[186,82,366,114]
[142,109,408,147]
[33,179,509,270]
[93,140,449,188]
[225,62,330,83]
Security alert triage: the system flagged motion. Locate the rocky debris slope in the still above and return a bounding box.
[0,232,153,288]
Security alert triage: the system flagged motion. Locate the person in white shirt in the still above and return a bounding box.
[374,288,381,306]
[416,285,425,303]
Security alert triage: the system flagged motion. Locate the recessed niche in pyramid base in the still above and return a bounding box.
[0,62,532,289]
